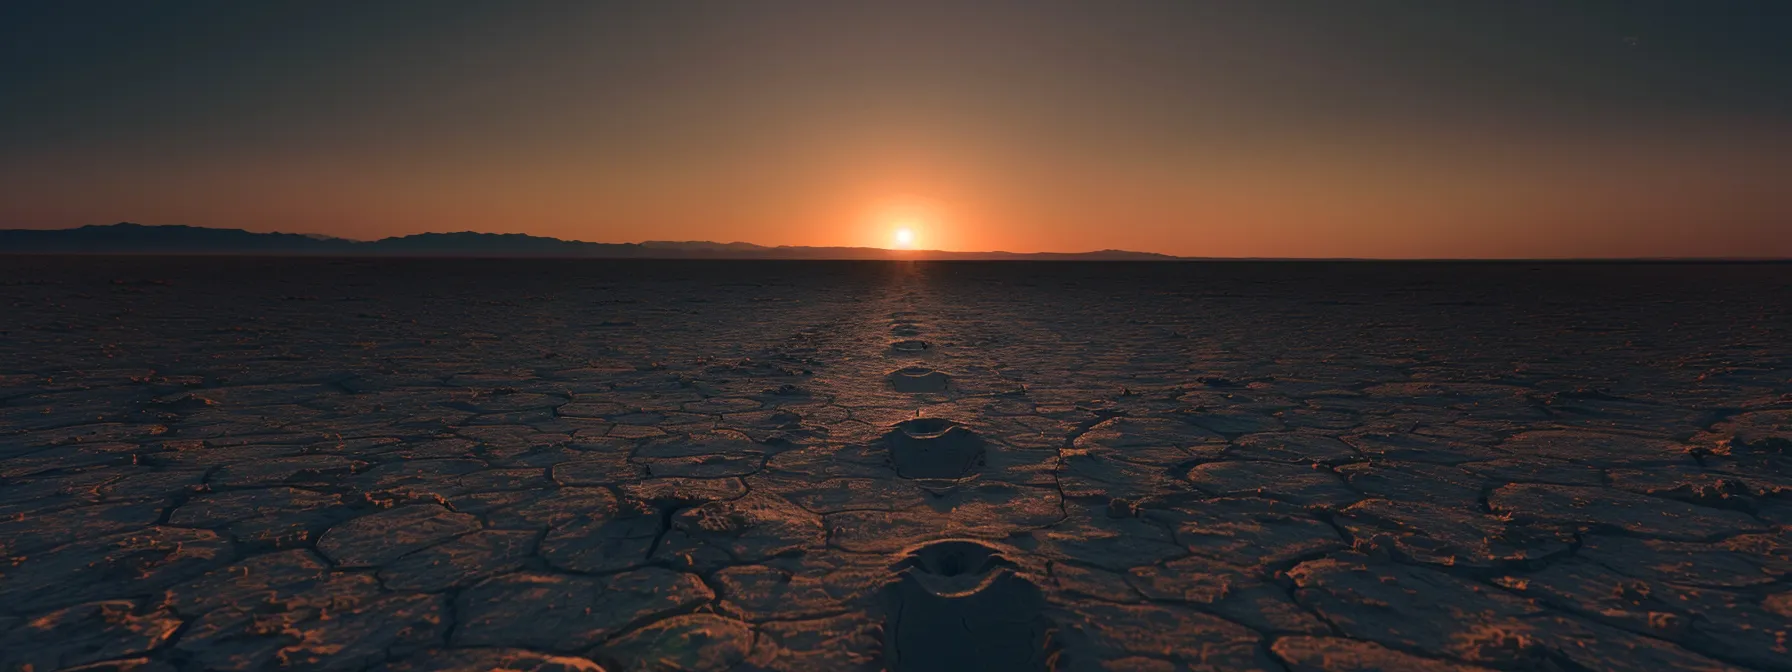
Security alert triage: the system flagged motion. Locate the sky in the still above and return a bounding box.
[1,1,1789,258]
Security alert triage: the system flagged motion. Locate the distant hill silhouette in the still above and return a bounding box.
[0,223,1183,260]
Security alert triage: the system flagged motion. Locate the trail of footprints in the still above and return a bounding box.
[875,298,1056,672]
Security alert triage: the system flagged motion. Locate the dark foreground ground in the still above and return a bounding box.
[1,257,1789,672]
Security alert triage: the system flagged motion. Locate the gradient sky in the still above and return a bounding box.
[2,1,1789,257]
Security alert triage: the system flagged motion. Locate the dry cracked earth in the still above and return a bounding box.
[2,257,1790,672]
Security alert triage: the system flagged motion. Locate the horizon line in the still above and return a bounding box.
[3,222,1789,262]
[5,251,1789,263]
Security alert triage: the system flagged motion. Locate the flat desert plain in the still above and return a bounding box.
[1,257,1789,672]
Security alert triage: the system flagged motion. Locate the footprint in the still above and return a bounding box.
[886,366,950,393]
[882,540,1052,672]
[889,340,931,354]
[885,418,984,479]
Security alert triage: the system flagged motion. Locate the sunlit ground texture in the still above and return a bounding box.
[1,257,1789,671]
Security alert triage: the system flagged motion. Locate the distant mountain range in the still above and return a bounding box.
[0,223,1182,260]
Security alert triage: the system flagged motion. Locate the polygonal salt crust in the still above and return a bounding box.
[882,540,1053,672]
[597,613,754,671]
[670,492,824,561]
[885,418,986,479]
[373,649,607,672]
[886,366,951,393]
[0,599,181,672]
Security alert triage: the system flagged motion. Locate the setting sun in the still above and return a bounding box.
[872,198,942,250]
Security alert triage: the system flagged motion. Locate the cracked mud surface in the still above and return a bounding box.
[2,257,1790,671]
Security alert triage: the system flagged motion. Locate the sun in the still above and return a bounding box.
[870,198,941,249]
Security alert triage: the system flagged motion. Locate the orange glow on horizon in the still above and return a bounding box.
[3,128,1790,259]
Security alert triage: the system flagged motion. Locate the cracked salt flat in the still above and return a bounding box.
[0,257,1789,671]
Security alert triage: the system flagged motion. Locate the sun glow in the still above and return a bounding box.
[870,197,946,250]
